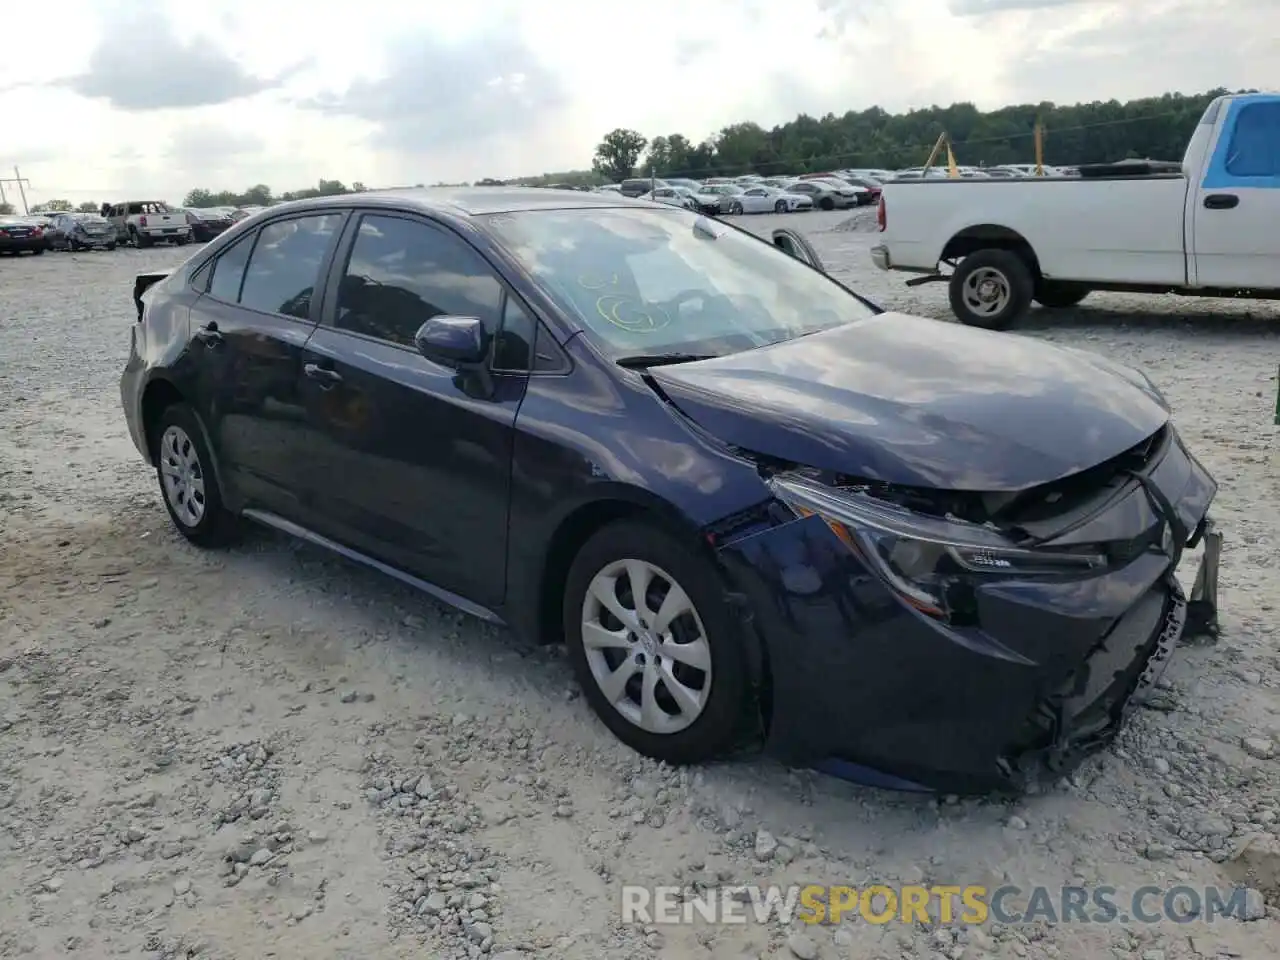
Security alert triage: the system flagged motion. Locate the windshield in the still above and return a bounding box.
[486,206,876,359]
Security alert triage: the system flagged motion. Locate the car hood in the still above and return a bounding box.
[648,312,1170,492]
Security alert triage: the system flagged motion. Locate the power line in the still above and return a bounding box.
[0,167,32,214]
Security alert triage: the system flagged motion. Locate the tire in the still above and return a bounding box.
[1034,281,1090,309]
[107,244,117,251]
[176,235,190,246]
[563,520,748,765]
[150,403,239,547]
[948,248,1034,330]
[31,247,44,256]
[728,201,743,215]
[819,196,835,211]
[774,200,787,213]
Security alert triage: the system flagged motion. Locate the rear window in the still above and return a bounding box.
[1225,102,1280,178]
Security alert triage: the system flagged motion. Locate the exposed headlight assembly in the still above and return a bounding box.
[769,474,1106,623]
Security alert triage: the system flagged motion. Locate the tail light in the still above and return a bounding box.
[876,196,886,232]
[32,227,43,236]
[139,215,148,227]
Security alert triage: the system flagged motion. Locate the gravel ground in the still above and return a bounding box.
[2,210,1279,960]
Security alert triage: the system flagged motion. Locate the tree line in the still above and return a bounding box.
[2,179,380,217]
[531,88,1241,186]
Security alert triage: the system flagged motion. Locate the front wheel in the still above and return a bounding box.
[1034,281,1090,309]
[948,249,1034,330]
[563,521,748,765]
[151,403,239,547]
[774,200,787,213]
[819,196,835,211]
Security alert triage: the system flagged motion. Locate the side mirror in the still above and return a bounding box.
[771,228,827,274]
[414,315,489,367]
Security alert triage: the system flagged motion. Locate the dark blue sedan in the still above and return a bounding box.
[120,188,1221,794]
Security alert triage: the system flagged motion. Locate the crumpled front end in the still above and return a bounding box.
[711,424,1220,794]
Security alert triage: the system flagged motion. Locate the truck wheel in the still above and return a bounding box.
[949,249,1033,331]
[1034,281,1090,309]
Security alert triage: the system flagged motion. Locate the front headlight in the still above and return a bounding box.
[769,474,1106,623]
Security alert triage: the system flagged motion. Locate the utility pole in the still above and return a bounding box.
[0,167,32,213]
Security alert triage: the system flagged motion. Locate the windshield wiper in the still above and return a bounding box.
[614,352,719,369]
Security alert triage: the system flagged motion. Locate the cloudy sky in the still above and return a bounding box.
[0,0,1272,205]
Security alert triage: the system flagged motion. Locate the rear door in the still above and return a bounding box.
[1192,96,1280,288]
[296,211,531,606]
[187,210,348,520]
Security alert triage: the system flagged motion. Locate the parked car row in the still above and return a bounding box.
[0,202,248,255]
[590,162,1077,214]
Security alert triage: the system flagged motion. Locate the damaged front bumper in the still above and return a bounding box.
[713,431,1220,795]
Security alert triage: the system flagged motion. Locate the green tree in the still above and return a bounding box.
[592,128,647,183]
[32,198,73,213]
[0,202,13,215]
[76,201,99,213]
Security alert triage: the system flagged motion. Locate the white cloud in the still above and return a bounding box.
[0,0,1272,205]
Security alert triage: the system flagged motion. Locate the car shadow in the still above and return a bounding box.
[1018,301,1280,335]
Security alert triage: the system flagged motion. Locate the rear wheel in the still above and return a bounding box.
[151,403,239,547]
[728,201,743,215]
[563,521,748,765]
[31,247,44,256]
[1034,281,1090,309]
[948,249,1034,330]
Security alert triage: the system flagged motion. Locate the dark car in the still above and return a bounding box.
[0,215,47,254]
[119,189,1221,794]
[182,207,235,242]
[620,178,668,198]
[49,212,118,251]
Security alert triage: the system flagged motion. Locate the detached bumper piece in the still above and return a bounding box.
[1184,518,1222,640]
[997,580,1186,788]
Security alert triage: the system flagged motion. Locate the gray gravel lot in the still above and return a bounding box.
[1,211,1279,960]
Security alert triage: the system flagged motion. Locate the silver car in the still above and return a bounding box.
[780,179,856,210]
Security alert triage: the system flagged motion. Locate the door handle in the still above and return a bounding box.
[304,363,343,387]
[1203,194,1239,209]
[194,323,223,345]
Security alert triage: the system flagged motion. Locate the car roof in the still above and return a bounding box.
[263,187,644,219]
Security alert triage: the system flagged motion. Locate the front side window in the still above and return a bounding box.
[333,214,503,349]
[487,206,876,359]
[238,213,343,319]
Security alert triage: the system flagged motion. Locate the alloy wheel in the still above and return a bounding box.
[580,558,712,735]
[158,425,207,527]
[961,266,1012,318]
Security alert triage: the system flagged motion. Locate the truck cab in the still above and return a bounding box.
[871,93,1280,328]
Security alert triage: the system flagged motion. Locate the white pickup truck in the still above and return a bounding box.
[102,200,192,248]
[870,92,1280,329]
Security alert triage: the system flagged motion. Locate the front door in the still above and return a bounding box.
[1192,96,1280,289]
[188,211,347,521]
[297,212,530,607]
